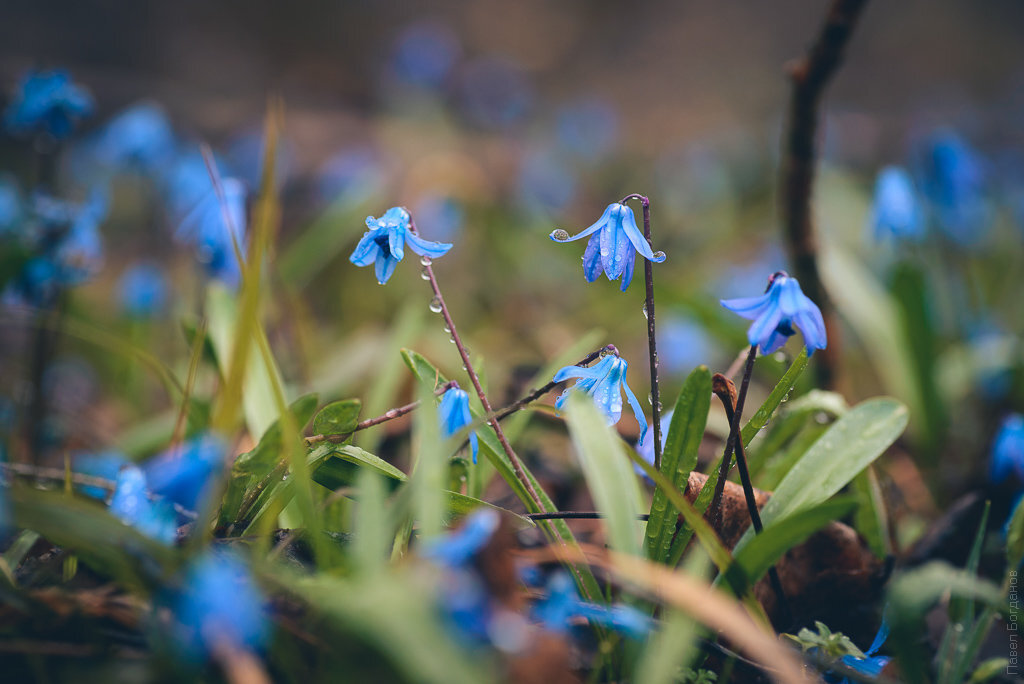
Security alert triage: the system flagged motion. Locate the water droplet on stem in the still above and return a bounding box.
[429,297,443,313]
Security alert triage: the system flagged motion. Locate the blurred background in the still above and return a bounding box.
[1,0,1023,538]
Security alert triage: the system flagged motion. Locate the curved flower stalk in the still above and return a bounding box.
[349,206,452,284]
[549,202,665,291]
[553,351,648,446]
[438,385,479,464]
[721,271,827,356]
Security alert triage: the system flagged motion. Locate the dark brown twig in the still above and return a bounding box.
[780,0,869,390]
[709,346,757,531]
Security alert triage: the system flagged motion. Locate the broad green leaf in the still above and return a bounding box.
[735,397,908,554]
[565,395,644,556]
[312,398,362,436]
[852,466,891,558]
[310,443,407,489]
[401,348,449,387]
[730,498,857,593]
[645,366,711,563]
[352,468,389,574]
[234,393,320,475]
[411,383,446,539]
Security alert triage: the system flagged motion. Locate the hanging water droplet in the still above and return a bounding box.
[773,351,787,363]
[443,325,451,334]
[448,337,457,344]
[550,229,570,241]
[420,268,430,280]
[647,393,653,405]
[429,297,443,313]
[420,256,432,266]
[814,411,830,425]
[463,347,472,358]
[642,303,649,320]
[653,250,666,261]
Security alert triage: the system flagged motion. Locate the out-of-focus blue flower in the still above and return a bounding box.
[831,620,890,683]
[991,414,1024,485]
[870,166,924,243]
[92,102,177,173]
[554,353,648,445]
[388,21,460,90]
[162,150,218,219]
[73,450,130,499]
[173,550,269,660]
[438,386,478,464]
[721,272,826,356]
[226,127,294,189]
[0,176,24,235]
[550,202,666,292]
[422,508,499,567]
[413,194,463,242]
[659,316,715,375]
[143,434,224,512]
[534,573,652,639]
[916,131,988,246]
[555,99,619,162]
[349,206,452,284]
[518,149,578,214]
[714,244,788,301]
[2,256,60,308]
[4,69,93,139]
[118,262,168,317]
[317,146,387,207]
[109,465,177,544]
[53,188,106,286]
[458,56,532,130]
[175,177,247,287]
[634,410,672,478]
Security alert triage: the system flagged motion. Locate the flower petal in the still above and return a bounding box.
[793,301,827,352]
[582,233,604,282]
[720,294,774,320]
[746,304,784,349]
[388,225,405,261]
[374,251,398,284]
[550,203,616,243]
[553,363,604,383]
[618,204,659,262]
[619,245,636,292]
[759,327,791,355]
[349,231,381,266]
[600,210,631,280]
[622,374,648,447]
[405,229,453,258]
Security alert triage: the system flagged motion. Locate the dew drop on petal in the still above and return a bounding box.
[429,297,443,313]
[550,229,569,241]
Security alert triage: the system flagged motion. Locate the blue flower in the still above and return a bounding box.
[634,410,672,478]
[143,434,224,512]
[554,353,648,446]
[4,69,93,139]
[870,166,924,243]
[92,102,177,173]
[422,508,499,567]
[991,414,1024,486]
[916,130,988,246]
[832,620,890,683]
[550,203,666,292]
[0,175,24,235]
[73,450,130,498]
[438,386,479,464]
[118,262,168,317]
[175,177,247,287]
[173,550,269,660]
[109,465,177,544]
[53,188,106,286]
[721,272,826,356]
[534,573,652,639]
[349,206,452,284]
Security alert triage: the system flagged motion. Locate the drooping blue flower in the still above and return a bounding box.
[534,572,652,640]
[916,130,988,246]
[118,262,168,317]
[92,102,177,174]
[109,465,177,544]
[721,272,827,356]
[349,206,452,284]
[2,256,61,308]
[143,434,224,512]
[870,166,924,243]
[550,202,666,292]
[438,386,479,464]
[831,619,890,683]
[554,353,648,446]
[73,450,130,498]
[4,69,93,139]
[173,550,269,661]
[990,414,1024,486]
[422,508,499,567]
[175,177,247,287]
